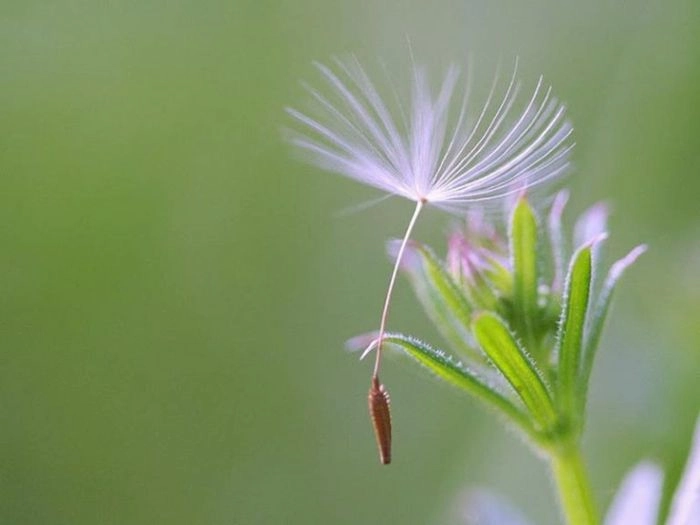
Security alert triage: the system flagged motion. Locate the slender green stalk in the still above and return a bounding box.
[549,442,599,525]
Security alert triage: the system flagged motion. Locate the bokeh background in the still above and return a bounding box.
[1,1,699,524]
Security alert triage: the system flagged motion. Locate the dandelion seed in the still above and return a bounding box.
[287,55,573,464]
[368,376,392,465]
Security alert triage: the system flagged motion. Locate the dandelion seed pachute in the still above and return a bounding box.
[287,56,574,209]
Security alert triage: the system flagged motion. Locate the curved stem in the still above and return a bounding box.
[549,442,599,525]
[373,199,424,377]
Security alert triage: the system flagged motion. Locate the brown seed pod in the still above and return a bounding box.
[368,376,392,465]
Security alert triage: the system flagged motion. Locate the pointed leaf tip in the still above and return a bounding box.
[549,190,570,227]
[590,232,609,246]
[345,332,379,360]
[578,243,647,417]
[359,340,378,360]
[575,202,609,248]
[610,244,647,280]
[573,231,608,256]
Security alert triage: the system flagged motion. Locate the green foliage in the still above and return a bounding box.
[357,195,645,524]
[557,243,594,429]
[510,197,540,351]
[472,312,557,432]
[396,243,481,361]
[578,245,647,418]
[370,196,644,448]
[380,333,538,441]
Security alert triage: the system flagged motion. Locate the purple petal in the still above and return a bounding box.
[455,488,532,525]
[604,462,663,525]
[610,244,648,281]
[345,331,379,353]
[667,413,700,525]
[548,189,570,292]
[574,202,609,249]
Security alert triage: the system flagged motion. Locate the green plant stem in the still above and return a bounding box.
[549,442,599,525]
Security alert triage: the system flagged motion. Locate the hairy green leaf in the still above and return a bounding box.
[556,243,594,422]
[381,333,535,435]
[472,312,557,430]
[392,241,481,360]
[510,197,539,349]
[578,245,647,415]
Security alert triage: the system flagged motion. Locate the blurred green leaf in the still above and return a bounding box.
[547,190,570,294]
[472,312,557,431]
[481,255,514,298]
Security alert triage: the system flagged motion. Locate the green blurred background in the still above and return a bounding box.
[1,1,699,524]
